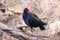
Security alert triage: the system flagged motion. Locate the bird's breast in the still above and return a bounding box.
[23,14,30,26]
[23,14,28,20]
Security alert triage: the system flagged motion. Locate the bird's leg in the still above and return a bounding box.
[31,28,33,34]
[31,27,34,35]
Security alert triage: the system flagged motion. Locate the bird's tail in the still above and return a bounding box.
[39,26,45,30]
[39,22,47,30]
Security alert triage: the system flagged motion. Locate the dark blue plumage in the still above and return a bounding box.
[23,8,47,30]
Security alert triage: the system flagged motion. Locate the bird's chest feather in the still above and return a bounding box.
[23,14,30,25]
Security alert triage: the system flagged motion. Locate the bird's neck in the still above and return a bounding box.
[24,11,28,14]
[23,12,28,20]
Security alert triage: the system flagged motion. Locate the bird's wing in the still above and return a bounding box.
[28,13,47,27]
[28,13,41,21]
[28,13,42,26]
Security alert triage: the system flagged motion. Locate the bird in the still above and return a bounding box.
[22,8,47,30]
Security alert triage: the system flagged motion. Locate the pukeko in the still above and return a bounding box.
[23,8,47,30]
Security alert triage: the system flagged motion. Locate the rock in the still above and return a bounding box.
[0,0,60,40]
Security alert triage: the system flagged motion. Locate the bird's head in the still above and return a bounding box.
[24,8,29,13]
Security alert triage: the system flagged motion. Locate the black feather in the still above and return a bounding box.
[23,8,47,30]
